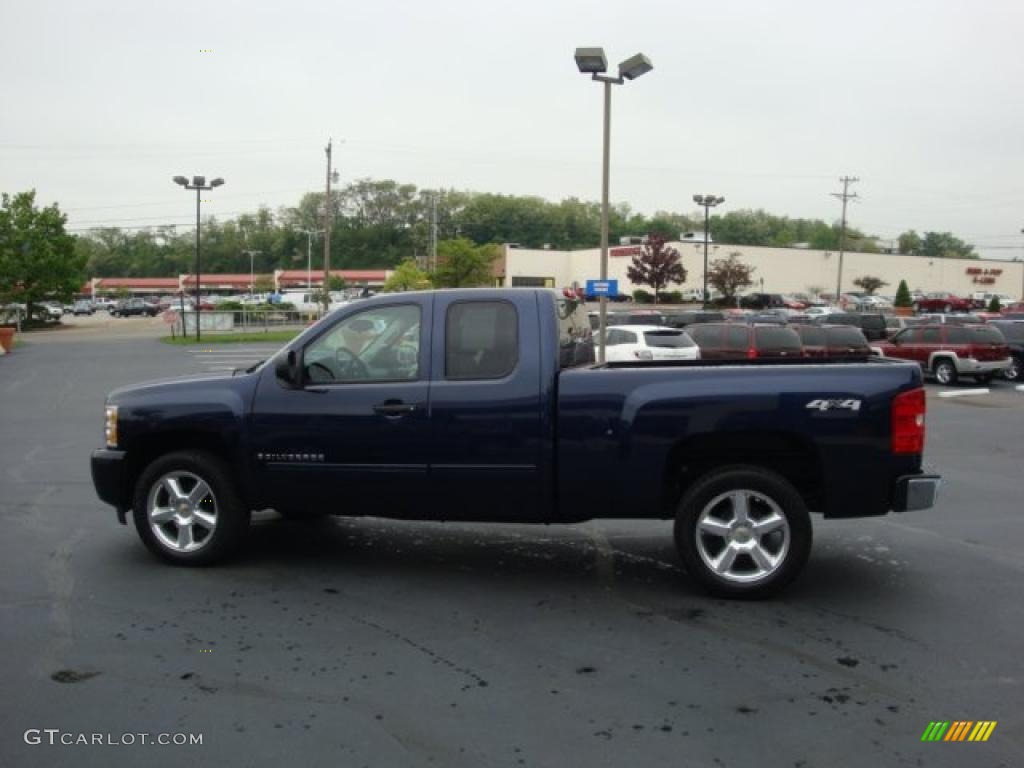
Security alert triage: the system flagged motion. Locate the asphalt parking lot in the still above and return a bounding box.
[1,322,1021,767]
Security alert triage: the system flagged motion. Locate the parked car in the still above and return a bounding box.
[853,295,893,311]
[602,325,700,362]
[71,300,95,316]
[913,292,973,314]
[91,288,939,599]
[604,309,665,328]
[811,312,887,341]
[739,293,807,311]
[40,301,64,319]
[688,323,804,360]
[792,324,871,359]
[916,313,984,326]
[111,299,160,318]
[805,305,842,319]
[873,324,1011,385]
[987,321,1024,381]
[884,316,925,338]
[970,292,1014,310]
[93,297,117,312]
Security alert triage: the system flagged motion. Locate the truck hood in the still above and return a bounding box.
[107,372,249,403]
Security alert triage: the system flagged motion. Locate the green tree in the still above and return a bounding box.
[988,296,1002,312]
[894,280,912,308]
[382,259,431,292]
[327,275,347,292]
[625,234,686,303]
[897,230,922,255]
[707,252,755,304]
[852,275,888,295]
[432,239,498,288]
[920,232,976,259]
[0,190,84,322]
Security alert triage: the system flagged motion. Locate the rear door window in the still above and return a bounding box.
[944,327,969,344]
[921,327,941,344]
[969,327,1005,344]
[826,326,868,347]
[797,326,825,346]
[445,301,518,380]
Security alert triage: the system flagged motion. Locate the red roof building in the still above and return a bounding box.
[275,269,389,288]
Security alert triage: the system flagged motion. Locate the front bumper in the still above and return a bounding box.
[892,474,942,512]
[91,449,130,523]
[957,357,1011,374]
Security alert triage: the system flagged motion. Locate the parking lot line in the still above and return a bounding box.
[937,388,990,398]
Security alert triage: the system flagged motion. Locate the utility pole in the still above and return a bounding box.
[323,139,333,312]
[430,195,438,272]
[831,176,859,302]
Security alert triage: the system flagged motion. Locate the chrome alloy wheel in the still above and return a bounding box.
[146,471,218,553]
[694,490,790,584]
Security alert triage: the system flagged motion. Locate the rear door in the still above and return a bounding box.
[428,294,544,520]
[690,324,725,359]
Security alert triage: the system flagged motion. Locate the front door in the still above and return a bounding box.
[250,298,432,517]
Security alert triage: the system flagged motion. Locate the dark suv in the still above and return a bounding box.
[792,324,871,359]
[812,312,887,341]
[659,310,725,329]
[988,320,1024,381]
[688,323,803,360]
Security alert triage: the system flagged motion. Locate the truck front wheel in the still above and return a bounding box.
[674,466,812,599]
[132,450,250,565]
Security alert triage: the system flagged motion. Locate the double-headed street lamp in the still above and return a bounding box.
[575,47,653,363]
[173,175,225,341]
[693,194,725,308]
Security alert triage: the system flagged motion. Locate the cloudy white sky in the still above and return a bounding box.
[2,0,1023,258]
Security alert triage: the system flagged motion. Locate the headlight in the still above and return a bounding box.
[104,405,119,448]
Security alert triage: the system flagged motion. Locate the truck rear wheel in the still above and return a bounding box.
[132,450,249,565]
[674,466,811,599]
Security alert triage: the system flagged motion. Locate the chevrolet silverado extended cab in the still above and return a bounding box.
[92,289,939,598]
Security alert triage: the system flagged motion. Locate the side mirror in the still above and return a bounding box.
[275,349,301,388]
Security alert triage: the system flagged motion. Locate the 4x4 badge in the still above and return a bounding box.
[806,399,861,412]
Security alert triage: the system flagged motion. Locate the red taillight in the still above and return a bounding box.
[892,388,926,454]
[747,346,758,359]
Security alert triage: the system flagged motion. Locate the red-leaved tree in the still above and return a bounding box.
[626,234,686,303]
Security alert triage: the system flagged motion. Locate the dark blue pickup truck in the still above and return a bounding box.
[91,289,939,597]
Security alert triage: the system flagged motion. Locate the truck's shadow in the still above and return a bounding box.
[223,513,906,609]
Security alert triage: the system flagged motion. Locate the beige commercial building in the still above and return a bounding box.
[495,242,1024,301]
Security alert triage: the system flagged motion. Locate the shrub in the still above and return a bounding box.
[658,290,683,305]
[633,289,654,304]
[988,296,1002,312]
[894,280,912,308]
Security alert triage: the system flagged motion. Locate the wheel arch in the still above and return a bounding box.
[662,431,824,516]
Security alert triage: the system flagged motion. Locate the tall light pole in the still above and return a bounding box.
[575,47,653,363]
[173,175,224,341]
[298,229,324,292]
[693,195,725,308]
[241,250,262,295]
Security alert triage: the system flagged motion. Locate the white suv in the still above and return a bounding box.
[603,325,700,362]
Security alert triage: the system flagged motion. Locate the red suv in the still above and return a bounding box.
[688,323,803,360]
[912,292,973,314]
[874,324,1011,384]
[792,324,871,359]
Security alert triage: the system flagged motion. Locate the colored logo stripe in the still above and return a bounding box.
[921,721,996,742]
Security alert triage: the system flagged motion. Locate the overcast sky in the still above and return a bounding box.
[3,0,1023,259]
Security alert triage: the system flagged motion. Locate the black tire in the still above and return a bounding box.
[932,358,958,386]
[673,465,812,599]
[1003,356,1021,382]
[132,450,249,565]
